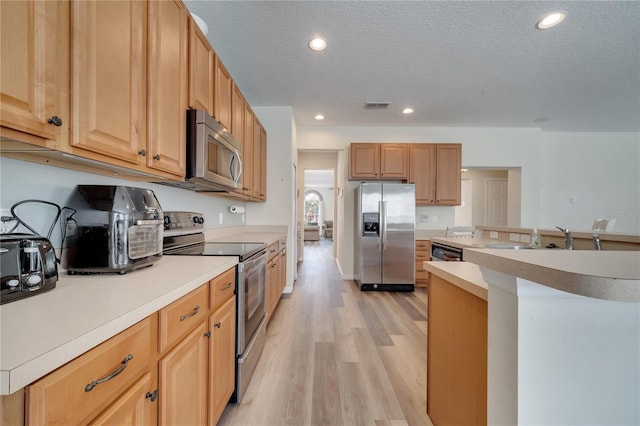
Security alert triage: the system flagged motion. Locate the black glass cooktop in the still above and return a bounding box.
[163,239,266,261]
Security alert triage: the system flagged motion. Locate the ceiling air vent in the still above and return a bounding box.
[364,102,390,110]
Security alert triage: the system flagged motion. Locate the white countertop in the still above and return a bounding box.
[423,261,488,300]
[0,256,237,395]
[464,249,640,302]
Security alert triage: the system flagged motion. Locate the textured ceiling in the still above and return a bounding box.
[184,1,640,131]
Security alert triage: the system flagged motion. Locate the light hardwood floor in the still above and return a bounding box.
[219,239,433,426]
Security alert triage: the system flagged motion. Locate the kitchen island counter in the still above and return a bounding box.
[462,248,640,425]
[423,261,488,300]
[0,256,237,395]
[464,248,640,302]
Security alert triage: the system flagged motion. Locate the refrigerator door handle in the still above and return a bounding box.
[381,201,388,251]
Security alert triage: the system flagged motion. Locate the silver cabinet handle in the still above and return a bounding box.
[220,283,233,291]
[214,322,221,328]
[85,354,133,392]
[179,305,200,321]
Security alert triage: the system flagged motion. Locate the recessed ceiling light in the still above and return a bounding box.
[536,12,565,29]
[402,107,414,115]
[314,114,325,120]
[309,38,327,51]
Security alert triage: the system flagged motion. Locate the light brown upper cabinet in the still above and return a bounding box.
[188,16,214,115]
[0,0,64,146]
[147,0,189,177]
[409,144,437,204]
[434,144,462,205]
[350,143,408,180]
[71,0,147,164]
[259,124,267,201]
[242,106,254,197]
[231,84,245,140]
[214,58,232,130]
[408,143,461,206]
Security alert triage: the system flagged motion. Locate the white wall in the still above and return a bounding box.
[0,157,245,247]
[247,107,297,290]
[539,132,640,233]
[297,126,640,277]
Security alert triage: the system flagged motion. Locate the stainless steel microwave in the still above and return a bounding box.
[162,110,242,192]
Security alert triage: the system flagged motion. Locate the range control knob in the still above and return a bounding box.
[27,275,42,286]
[193,216,204,224]
[7,279,19,288]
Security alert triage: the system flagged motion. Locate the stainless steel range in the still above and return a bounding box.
[162,211,267,403]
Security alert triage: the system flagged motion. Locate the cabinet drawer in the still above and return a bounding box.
[26,317,152,425]
[159,285,208,352]
[266,242,279,262]
[210,267,236,312]
[416,240,430,250]
[416,269,429,280]
[416,251,430,261]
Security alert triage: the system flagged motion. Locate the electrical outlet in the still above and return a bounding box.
[432,216,437,223]
[218,212,224,225]
[241,214,245,224]
[509,233,520,242]
[0,208,17,234]
[489,231,499,239]
[420,214,429,223]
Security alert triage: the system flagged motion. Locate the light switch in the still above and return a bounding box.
[219,212,224,224]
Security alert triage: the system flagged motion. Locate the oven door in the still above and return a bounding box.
[237,249,267,354]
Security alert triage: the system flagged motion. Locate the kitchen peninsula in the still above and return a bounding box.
[424,249,640,425]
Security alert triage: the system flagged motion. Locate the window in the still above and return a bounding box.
[304,191,322,225]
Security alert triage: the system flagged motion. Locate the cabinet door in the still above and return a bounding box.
[252,116,262,199]
[231,84,244,141]
[259,124,267,201]
[409,144,437,205]
[266,258,277,319]
[0,0,61,142]
[380,143,408,179]
[350,143,379,178]
[188,17,214,114]
[209,296,237,425]
[159,322,208,426]
[89,373,156,426]
[435,144,462,205]
[242,106,254,197]
[214,57,232,130]
[148,0,188,177]
[71,0,146,163]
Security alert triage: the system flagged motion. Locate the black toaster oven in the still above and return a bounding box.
[0,233,58,304]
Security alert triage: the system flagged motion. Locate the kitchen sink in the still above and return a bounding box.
[485,244,534,249]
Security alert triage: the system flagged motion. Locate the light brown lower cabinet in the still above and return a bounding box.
[23,267,237,426]
[89,373,155,425]
[266,238,287,322]
[209,296,236,424]
[26,316,155,425]
[427,274,487,425]
[415,240,431,287]
[159,322,208,426]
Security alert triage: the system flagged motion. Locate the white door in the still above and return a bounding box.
[485,179,508,226]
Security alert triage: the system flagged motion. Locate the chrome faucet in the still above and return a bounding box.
[592,233,602,251]
[555,226,573,250]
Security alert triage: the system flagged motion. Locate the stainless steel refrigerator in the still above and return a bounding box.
[354,183,415,291]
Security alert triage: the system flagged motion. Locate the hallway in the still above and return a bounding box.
[219,240,432,426]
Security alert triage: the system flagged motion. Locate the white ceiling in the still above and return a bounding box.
[184,1,640,132]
